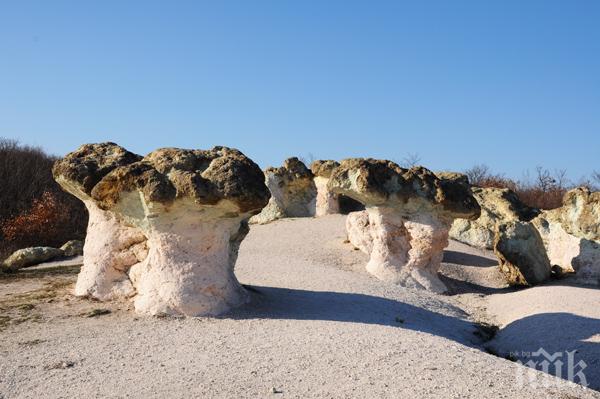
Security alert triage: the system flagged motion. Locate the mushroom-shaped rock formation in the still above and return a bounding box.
[533,188,600,284]
[329,159,481,293]
[54,144,269,316]
[494,221,551,286]
[449,186,539,250]
[250,157,317,224]
[310,160,340,216]
[53,143,147,300]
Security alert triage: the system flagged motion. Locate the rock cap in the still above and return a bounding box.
[265,157,314,181]
[54,144,269,214]
[52,142,142,197]
[310,160,340,178]
[328,158,481,220]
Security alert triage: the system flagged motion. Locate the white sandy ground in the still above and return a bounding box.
[0,214,599,398]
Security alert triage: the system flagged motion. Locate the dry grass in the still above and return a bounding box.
[0,278,74,331]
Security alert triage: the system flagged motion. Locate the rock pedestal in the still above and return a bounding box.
[53,143,269,316]
[330,159,480,293]
[311,160,340,217]
[250,157,317,224]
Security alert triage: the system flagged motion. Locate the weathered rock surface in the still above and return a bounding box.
[60,240,84,257]
[311,160,340,217]
[330,159,480,292]
[559,187,600,241]
[346,210,373,254]
[494,221,551,286]
[533,188,600,285]
[449,187,539,250]
[250,157,317,224]
[435,171,470,187]
[54,143,269,316]
[1,246,64,271]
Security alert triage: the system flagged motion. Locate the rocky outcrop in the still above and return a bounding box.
[311,160,340,217]
[330,159,480,293]
[60,240,84,257]
[494,221,551,286]
[449,187,539,250]
[53,143,269,316]
[250,157,317,224]
[534,188,600,285]
[559,187,600,241]
[1,247,64,271]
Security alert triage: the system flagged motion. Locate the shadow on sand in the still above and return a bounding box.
[439,274,515,295]
[490,312,600,390]
[443,250,498,267]
[230,286,484,348]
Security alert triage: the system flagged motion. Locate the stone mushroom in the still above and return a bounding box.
[310,160,340,216]
[250,157,317,224]
[54,143,269,316]
[53,143,147,300]
[329,159,481,293]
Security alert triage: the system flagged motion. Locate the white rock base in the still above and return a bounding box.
[314,176,339,217]
[75,201,148,300]
[346,211,373,254]
[129,216,249,316]
[108,195,250,316]
[346,208,449,293]
[76,198,251,316]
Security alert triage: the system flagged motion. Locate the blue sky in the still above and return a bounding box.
[1,1,599,181]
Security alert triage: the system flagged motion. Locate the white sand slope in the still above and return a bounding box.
[0,215,598,398]
[486,283,600,390]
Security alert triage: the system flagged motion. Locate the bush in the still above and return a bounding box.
[0,138,88,260]
[464,164,570,210]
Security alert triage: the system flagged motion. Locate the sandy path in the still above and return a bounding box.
[0,215,597,398]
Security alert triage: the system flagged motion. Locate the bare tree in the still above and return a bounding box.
[593,171,600,186]
[401,152,421,168]
[297,153,316,167]
[574,176,595,190]
[553,168,569,190]
[464,164,490,186]
[534,166,556,192]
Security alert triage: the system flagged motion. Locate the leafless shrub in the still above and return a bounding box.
[0,138,88,260]
[464,164,491,186]
[400,153,422,168]
[464,163,571,210]
[592,171,600,189]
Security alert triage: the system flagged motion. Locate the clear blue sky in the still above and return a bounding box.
[1,1,599,181]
